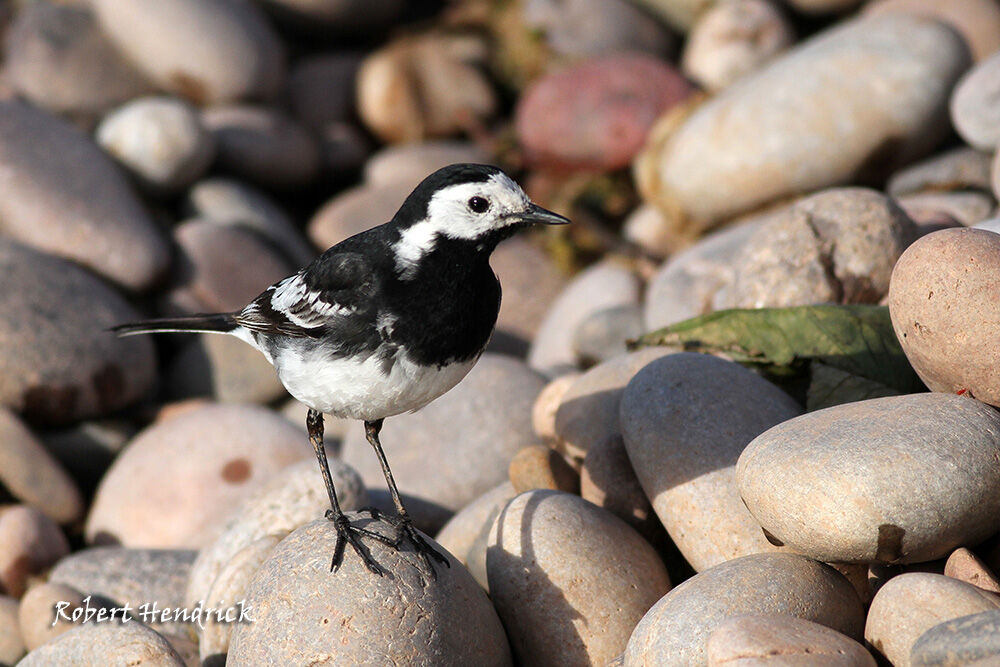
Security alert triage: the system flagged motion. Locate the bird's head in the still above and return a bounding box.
[391,164,568,277]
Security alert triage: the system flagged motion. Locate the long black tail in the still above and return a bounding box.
[110,313,239,337]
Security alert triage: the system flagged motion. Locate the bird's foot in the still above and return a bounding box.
[325,509,395,576]
[371,511,450,577]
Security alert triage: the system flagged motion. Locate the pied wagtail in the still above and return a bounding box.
[113,163,570,576]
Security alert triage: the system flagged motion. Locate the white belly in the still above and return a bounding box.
[272,345,478,420]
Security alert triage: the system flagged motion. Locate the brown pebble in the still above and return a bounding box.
[946,547,1000,594]
[508,445,579,495]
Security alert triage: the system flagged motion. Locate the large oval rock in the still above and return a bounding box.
[636,15,970,233]
[228,518,512,665]
[951,51,1000,152]
[87,404,310,548]
[624,553,866,666]
[738,393,1000,564]
[0,240,156,424]
[866,573,1000,667]
[91,0,286,104]
[18,622,184,667]
[889,228,1000,405]
[0,100,169,291]
[910,609,1000,667]
[163,333,287,404]
[621,353,802,571]
[865,0,1000,63]
[341,354,545,532]
[488,490,670,666]
[706,614,876,667]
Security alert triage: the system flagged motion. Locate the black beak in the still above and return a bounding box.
[513,203,571,226]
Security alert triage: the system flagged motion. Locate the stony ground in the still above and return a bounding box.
[3,0,1000,665]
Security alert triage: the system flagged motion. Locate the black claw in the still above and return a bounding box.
[328,513,388,576]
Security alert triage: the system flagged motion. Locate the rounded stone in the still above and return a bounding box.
[90,0,286,104]
[341,354,545,533]
[0,595,24,665]
[228,518,512,665]
[184,457,367,609]
[581,435,658,535]
[625,553,866,666]
[528,260,642,377]
[738,393,1000,564]
[17,582,86,651]
[952,52,1000,152]
[86,403,310,548]
[864,0,1000,62]
[49,547,197,636]
[896,191,995,228]
[0,240,156,425]
[636,15,970,232]
[728,188,916,309]
[203,105,321,188]
[623,204,678,258]
[18,622,184,667]
[621,353,802,571]
[308,182,405,249]
[887,147,994,197]
[3,2,153,121]
[910,609,1000,667]
[199,535,280,664]
[707,614,875,666]
[96,96,215,192]
[363,141,492,191]
[0,408,82,524]
[163,333,287,404]
[185,177,316,266]
[866,573,1000,667]
[488,490,671,667]
[521,0,675,59]
[516,54,693,171]
[572,304,644,366]
[434,481,516,569]
[508,445,579,495]
[287,52,362,132]
[681,0,794,92]
[165,218,295,314]
[889,228,1000,405]
[532,373,580,445]
[0,506,69,598]
[0,100,170,291]
[945,548,1000,594]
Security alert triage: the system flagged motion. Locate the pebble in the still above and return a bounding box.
[341,354,545,533]
[508,445,579,495]
[185,177,316,265]
[286,52,362,132]
[635,15,969,233]
[434,481,516,569]
[90,0,286,104]
[952,52,1000,152]
[0,506,69,598]
[96,96,215,193]
[554,347,675,461]
[621,353,801,571]
[864,0,1000,62]
[945,548,1000,594]
[532,373,580,445]
[0,408,82,525]
[887,147,994,197]
[357,34,496,143]
[3,2,153,122]
[86,403,310,549]
[163,333,287,404]
[528,260,641,377]
[199,535,280,665]
[488,490,670,667]
[515,54,693,171]
[363,141,492,192]
[910,609,1000,667]
[580,435,658,536]
[18,622,184,667]
[308,182,406,249]
[728,188,916,309]
[202,105,321,188]
[571,304,644,366]
[622,204,679,258]
[17,582,86,651]
[0,240,156,425]
[228,518,513,665]
[897,191,995,228]
[889,228,1000,406]
[625,553,865,666]
[49,547,196,636]
[0,100,170,291]
[521,0,675,59]
[165,218,295,314]
[682,0,794,91]
[738,393,1000,564]
[865,573,1000,667]
[184,457,366,609]
[706,614,876,667]
[0,595,23,665]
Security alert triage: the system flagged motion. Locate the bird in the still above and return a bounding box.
[112,163,570,576]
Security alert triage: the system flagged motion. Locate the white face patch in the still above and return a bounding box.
[392,172,532,279]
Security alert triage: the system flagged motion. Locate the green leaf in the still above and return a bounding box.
[634,304,926,406]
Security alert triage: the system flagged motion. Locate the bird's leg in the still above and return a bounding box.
[306,409,393,576]
[363,419,450,575]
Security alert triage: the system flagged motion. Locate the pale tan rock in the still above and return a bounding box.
[887,147,993,197]
[508,445,579,494]
[0,595,24,666]
[865,0,1000,62]
[363,141,491,190]
[308,182,403,249]
[706,614,876,666]
[897,191,995,228]
[945,548,1000,594]
[0,506,68,598]
[19,622,184,667]
[17,582,85,651]
[581,435,658,535]
[434,481,516,569]
[532,373,580,445]
[865,572,1000,667]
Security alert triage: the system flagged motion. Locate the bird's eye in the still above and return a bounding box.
[468,196,490,213]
